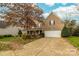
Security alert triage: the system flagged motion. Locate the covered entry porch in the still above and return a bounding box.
[26,28,44,38]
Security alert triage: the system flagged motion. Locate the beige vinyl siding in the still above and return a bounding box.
[0,26,19,36]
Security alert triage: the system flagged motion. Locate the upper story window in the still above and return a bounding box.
[49,20,55,25]
[32,26,34,29]
[38,23,41,28]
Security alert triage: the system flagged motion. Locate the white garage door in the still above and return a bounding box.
[44,31,61,37]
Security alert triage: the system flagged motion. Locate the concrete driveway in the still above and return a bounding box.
[0,38,78,56]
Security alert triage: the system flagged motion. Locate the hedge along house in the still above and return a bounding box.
[43,12,64,37]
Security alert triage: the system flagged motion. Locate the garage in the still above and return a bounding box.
[44,31,61,37]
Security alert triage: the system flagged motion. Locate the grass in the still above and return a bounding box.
[0,35,41,51]
[0,36,19,51]
[67,36,79,49]
[0,42,12,51]
[0,35,39,51]
[0,37,17,42]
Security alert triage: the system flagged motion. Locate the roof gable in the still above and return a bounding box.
[44,12,64,30]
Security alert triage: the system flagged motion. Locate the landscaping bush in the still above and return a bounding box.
[0,35,13,39]
[40,33,44,38]
[61,26,71,37]
[0,36,4,39]
[73,31,79,36]
[3,35,13,37]
[73,26,79,36]
[18,30,22,37]
[22,34,33,39]
[22,34,26,40]
[22,33,38,40]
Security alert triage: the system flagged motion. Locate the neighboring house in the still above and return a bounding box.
[0,12,64,37]
[0,21,22,36]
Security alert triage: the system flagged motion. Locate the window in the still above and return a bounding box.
[49,20,55,25]
[38,23,41,28]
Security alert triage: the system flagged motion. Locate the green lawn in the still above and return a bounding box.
[0,37,17,42]
[0,36,39,51]
[0,36,38,44]
[67,36,79,49]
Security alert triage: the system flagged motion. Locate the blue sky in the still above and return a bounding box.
[0,3,77,13]
[37,3,77,13]
[0,6,9,14]
[37,3,79,22]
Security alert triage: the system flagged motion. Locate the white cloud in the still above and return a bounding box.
[53,5,77,13]
[52,5,79,21]
[42,12,50,19]
[44,3,55,6]
[43,4,79,22]
[52,5,77,16]
[42,5,78,19]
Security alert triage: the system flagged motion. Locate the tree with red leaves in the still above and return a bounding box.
[2,3,43,29]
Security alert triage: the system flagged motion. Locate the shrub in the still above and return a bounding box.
[3,35,13,37]
[73,26,79,36]
[0,36,4,39]
[22,33,35,40]
[18,30,22,37]
[40,33,44,38]
[0,35,13,39]
[61,26,71,37]
[22,33,28,40]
